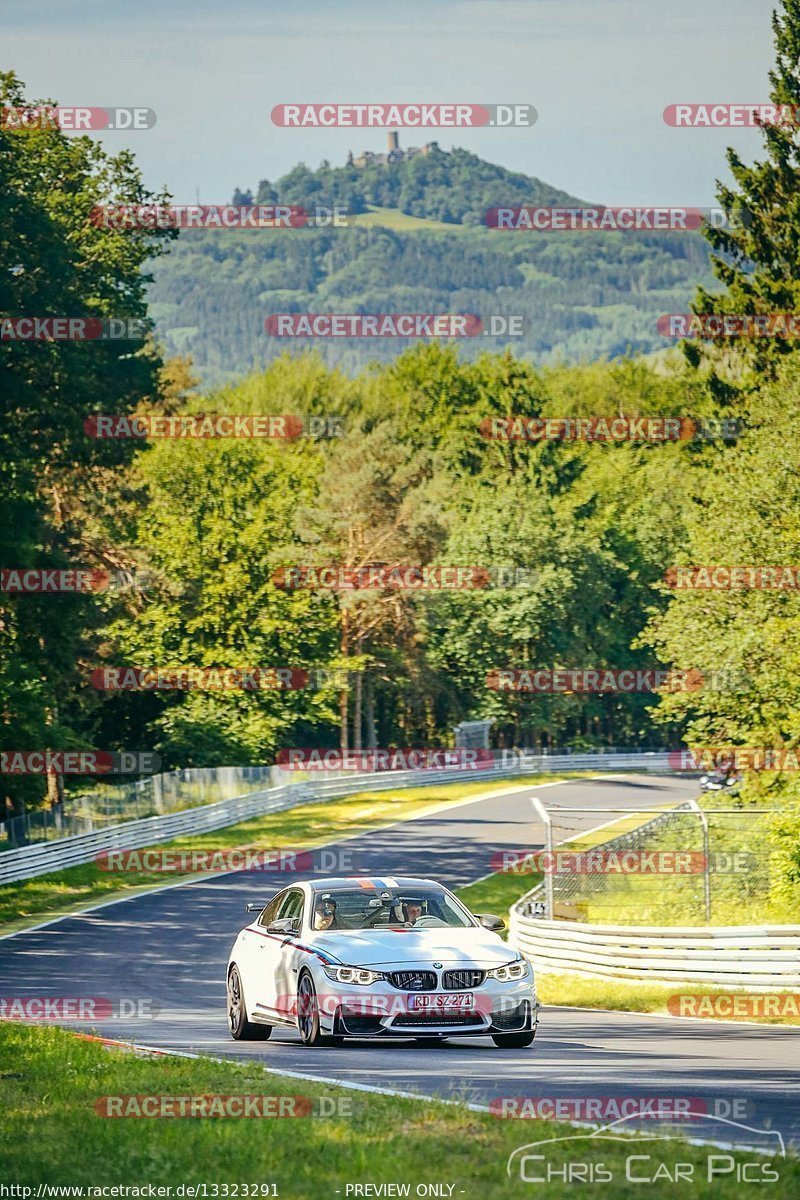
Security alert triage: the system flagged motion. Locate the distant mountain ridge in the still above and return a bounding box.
[234,144,586,227]
[148,146,712,387]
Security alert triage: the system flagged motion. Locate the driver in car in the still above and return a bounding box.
[313,896,338,931]
[401,899,424,926]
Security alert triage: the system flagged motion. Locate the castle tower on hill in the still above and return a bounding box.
[347,131,439,169]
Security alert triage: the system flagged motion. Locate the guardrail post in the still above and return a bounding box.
[687,796,711,923]
[153,773,163,814]
[529,795,553,920]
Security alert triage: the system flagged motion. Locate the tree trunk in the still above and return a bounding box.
[353,666,363,752]
[46,768,64,812]
[365,674,377,751]
[339,605,349,755]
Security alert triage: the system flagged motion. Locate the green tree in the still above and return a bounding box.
[0,71,175,823]
[688,0,800,384]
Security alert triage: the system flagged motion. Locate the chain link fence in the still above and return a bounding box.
[532,798,778,925]
[0,766,275,849]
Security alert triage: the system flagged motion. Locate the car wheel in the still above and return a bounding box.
[491,1030,536,1048]
[227,965,272,1041]
[297,971,343,1047]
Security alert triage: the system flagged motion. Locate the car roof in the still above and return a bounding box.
[307,876,444,893]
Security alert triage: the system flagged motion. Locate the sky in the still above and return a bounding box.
[4,0,778,206]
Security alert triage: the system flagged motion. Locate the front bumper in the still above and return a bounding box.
[317,974,539,1038]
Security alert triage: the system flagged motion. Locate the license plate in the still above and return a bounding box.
[408,992,474,1011]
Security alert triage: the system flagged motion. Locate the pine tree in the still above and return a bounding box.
[687,1,800,382]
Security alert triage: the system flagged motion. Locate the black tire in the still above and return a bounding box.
[297,971,343,1047]
[227,965,272,1041]
[491,1029,536,1048]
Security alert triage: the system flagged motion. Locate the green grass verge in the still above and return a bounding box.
[0,774,585,930]
[1,1023,796,1196]
[535,972,800,1026]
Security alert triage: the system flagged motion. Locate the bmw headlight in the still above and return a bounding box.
[322,965,386,985]
[487,958,530,982]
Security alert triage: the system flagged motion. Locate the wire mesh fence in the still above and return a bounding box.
[0,766,275,850]
[535,799,778,925]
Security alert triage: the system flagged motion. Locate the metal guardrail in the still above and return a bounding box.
[0,760,516,886]
[0,782,304,887]
[0,749,677,887]
[509,904,800,988]
[0,750,675,852]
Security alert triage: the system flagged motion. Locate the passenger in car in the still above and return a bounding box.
[313,896,339,930]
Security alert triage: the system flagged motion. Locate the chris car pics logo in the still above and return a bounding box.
[506,1114,784,1184]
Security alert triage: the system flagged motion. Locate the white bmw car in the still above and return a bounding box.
[226,876,539,1047]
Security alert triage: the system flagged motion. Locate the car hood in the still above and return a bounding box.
[310,926,517,968]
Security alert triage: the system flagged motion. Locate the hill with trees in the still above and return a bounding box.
[241,145,584,225]
[148,148,715,386]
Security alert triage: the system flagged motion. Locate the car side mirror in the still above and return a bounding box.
[267,918,300,936]
[476,913,505,931]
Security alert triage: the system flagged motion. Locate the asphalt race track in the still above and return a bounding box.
[1,774,798,1151]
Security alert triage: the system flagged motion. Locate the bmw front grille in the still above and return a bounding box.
[387,970,437,991]
[442,969,485,990]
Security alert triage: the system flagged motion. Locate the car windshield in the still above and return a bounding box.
[310,888,474,931]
